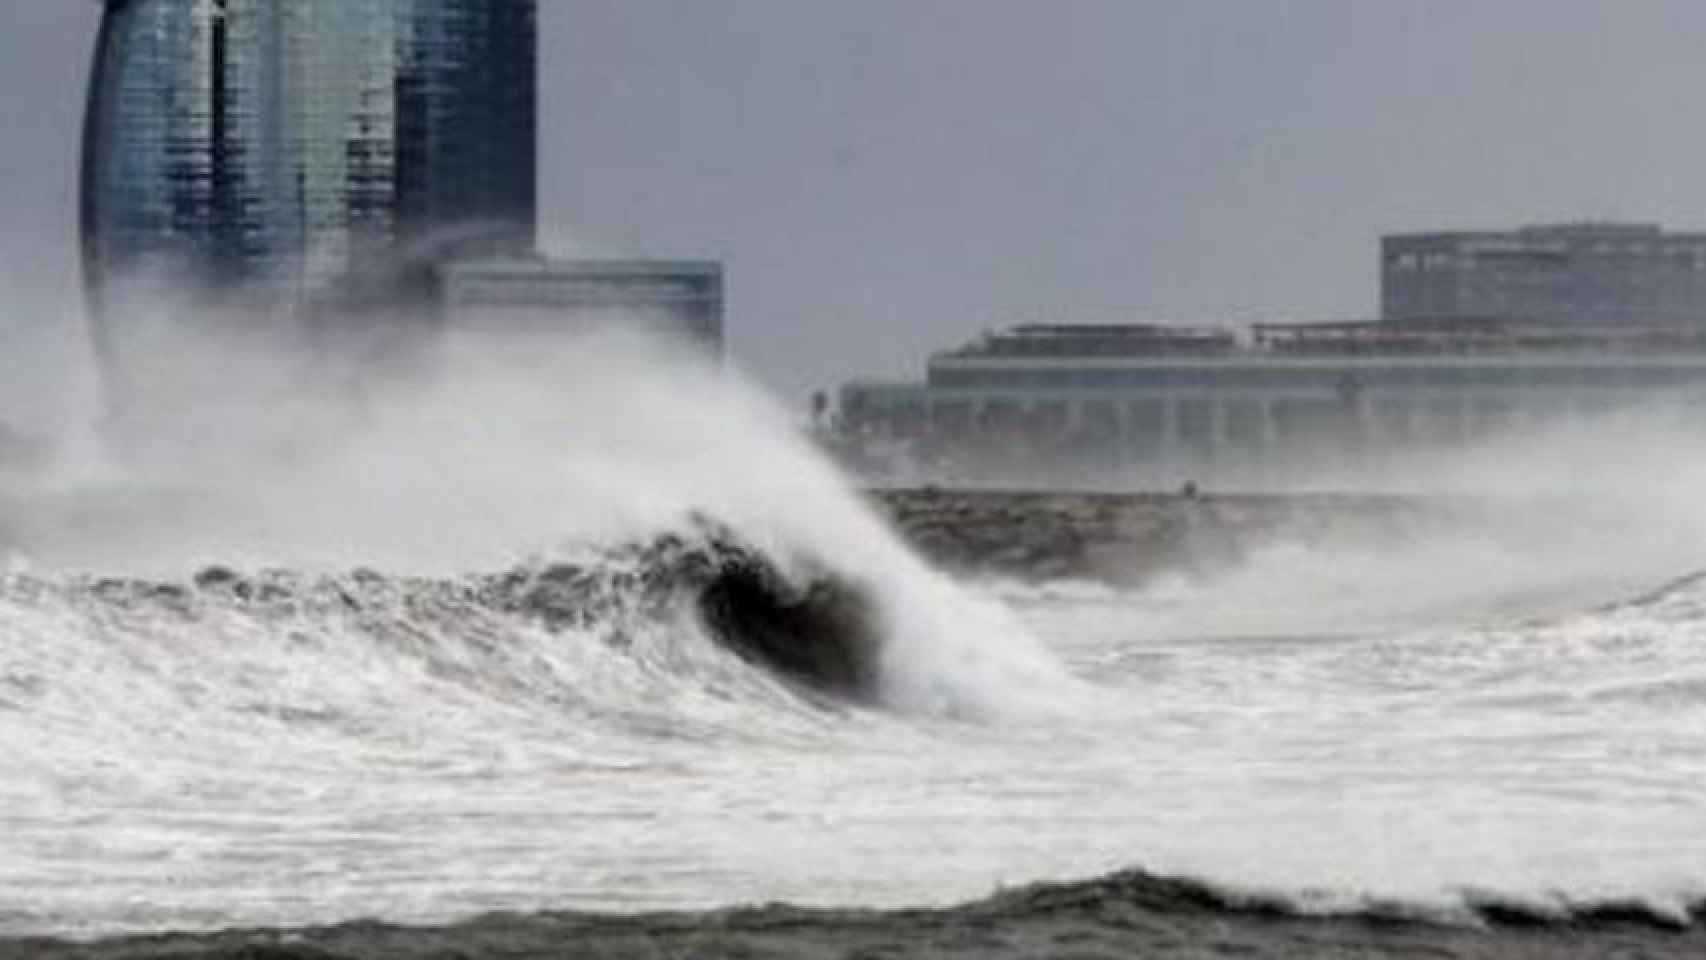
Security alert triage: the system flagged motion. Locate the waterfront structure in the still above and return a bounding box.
[81,0,537,325]
[435,258,725,350]
[1383,223,1706,327]
[841,322,1706,487]
[842,223,1706,486]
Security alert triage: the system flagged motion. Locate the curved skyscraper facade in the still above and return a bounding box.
[81,0,537,326]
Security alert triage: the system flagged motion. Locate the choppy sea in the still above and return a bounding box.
[2,509,1703,938]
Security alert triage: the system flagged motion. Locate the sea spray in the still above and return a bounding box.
[1,326,1078,717]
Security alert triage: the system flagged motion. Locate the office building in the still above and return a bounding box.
[1383,223,1706,327]
[81,0,537,322]
[435,258,724,350]
[81,0,724,437]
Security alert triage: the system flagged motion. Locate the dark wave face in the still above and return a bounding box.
[696,551,881,701]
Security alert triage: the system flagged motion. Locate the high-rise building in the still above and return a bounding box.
[82,0,719,444]
[81,0,537,325]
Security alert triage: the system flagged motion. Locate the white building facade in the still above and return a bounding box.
[842,323,1706,487]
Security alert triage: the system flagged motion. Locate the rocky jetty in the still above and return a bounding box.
[871,488,1465,584]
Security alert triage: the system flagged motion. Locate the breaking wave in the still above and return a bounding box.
[1,515,888,722]
[982,868,1706,933]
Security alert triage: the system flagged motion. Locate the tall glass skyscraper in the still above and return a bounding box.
[81,0,537,325]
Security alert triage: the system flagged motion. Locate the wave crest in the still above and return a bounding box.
[9,515,885,707]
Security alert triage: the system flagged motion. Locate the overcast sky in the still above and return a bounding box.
[6,1,1706,415]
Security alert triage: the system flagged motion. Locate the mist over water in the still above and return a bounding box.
[3,302,1706,937]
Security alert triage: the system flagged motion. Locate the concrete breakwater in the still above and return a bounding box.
[871,488,1469,584]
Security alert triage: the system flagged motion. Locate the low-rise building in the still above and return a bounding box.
[433,257,724,351]
[842,321,1706,487]
[1382,223,1706,327]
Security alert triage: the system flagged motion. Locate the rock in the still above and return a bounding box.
[871,489,1452,585]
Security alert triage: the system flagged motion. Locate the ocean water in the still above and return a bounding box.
[3,334,1705,938]
[3,510,1705,938]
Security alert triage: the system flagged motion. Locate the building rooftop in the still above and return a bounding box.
[1255,318,1706,356]
[930,318,1706,363]
[436,256,723,279]
[1386,221,1706,242]
[937,324,1239,359]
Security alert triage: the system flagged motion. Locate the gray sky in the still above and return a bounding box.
[6,1,1706,413]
